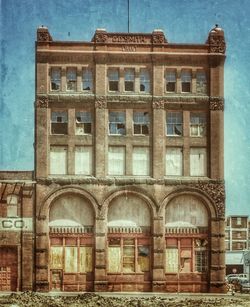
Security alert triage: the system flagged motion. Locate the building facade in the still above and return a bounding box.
[33,25,227,293]
[0,171,34,291]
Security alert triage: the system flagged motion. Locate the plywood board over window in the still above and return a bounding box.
[190,148,207,176]
[50,146,67,175]
[75,146,92,175]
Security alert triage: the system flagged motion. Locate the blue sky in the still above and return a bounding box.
[1,0,250,215]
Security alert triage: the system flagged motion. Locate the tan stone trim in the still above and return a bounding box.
[36,98,48,108]
[95,96,107,109]
[152,100,165,109]
[210,97,224,111]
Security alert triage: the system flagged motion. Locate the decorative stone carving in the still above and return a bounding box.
[37,27,52,42]
[36,98,48,108]
[152,100,165,109]
[209,36,226,54]
[95,33,108,43]
[152,34,165,44]
[95,96,107,109]
[210,98,224,111]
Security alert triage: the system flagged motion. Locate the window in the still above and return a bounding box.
[82,68,93,91]
[66,68,77,91]
[124,68,135,91]
[166,248,179,273]
[190,113,206,137]
[166,112,182,136]
[190,148,207,176]
[65,247,78,273]
[108,146,125,175]
[50,146,67,175]
[51,67,61,91]
[166,70,176,92]
[236,217,242,225]
[181,70,192,92]
[133,111,149,135]
[51,111,68,135]
[132,147,149,176]
[108,68,119,91]
[75,111,92,135]
[140,69,150,93]
[195,249,208,272]
[166,148,183,176]
[6,194,18,217]
[75,146,92,175]
[196,71,207,94]
[109,111,126,135]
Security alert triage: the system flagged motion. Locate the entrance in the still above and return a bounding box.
[0,247,18,291]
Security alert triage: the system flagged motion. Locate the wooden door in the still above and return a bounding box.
[0,247,18,291]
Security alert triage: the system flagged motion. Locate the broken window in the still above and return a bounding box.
[132,147,149,176]
[108,146,125,175]
[133,111,149,135]
[137,246,150,272]
[124,68,135,92]
[66,68,77,91]
[181,70,192,92]
[108,68,119,91]
[190,113,206,137]
[50,146,67,175]
[165,148,183,176]
[190,148,207,176]
[51,111,68,135]
[166,70,176,92]
[109,111,126,135]
[166,112,183,136]
[82,68,93,91]
[51,67,61,91]
[75,146,92,175]
[6,194,18,217]
[75,111,92,135]
[140,69,150,93]
[196,70,207,94]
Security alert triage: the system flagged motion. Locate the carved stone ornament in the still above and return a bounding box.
[152,100,165,109]
[209,36,226,54]
[152,34,165,44]
[95,33,108,43]
[192,181,225,218]
[210,97,224,111]
[36,98,49,108]
[95,96,107,109]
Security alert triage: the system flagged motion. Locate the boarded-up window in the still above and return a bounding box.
[108,146,125,175]
[50,146,67,175]
[64,247,78,273]
[66,68,77,91]
[132,147,149,176]
[75,146,92,175]
[82,68,93,91]
[140,69,150,93]
[108,247,121,272]
[166,248,178,272]
[166,148,182,176]
[79,247,93,272]
[75,111,92,135]
[190,148,207,176]
[50,247,63,269]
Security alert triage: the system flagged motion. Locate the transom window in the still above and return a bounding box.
[196,71,207,94]
[190,113,206,137]
[140,69,150,93]
[109,111,126,135]
[51,67,61,91]
[66,68,77,91]
[165,70,176,92]
[108,68,119,91]
[75,111,92,135]
[181,70,192,92]
[166,112,182,136]
[51,111,68,135]
[82,68,93,91]
[124,68,135,92]
[133,111,150,135]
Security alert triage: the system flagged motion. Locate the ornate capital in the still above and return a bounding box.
[152,100,165,109]
[95,33,108,43]
[210,97,224,111]
[37,27,52,42]
[209,36,226,54]
[95,96,107,109]
[36,98,48,108]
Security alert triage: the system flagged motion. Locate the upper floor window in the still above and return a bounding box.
[165,148,183,176]
[165,70,176,92]
[51,111,68,135]
[190,148,207,176]
[109,111,126,135]
[133,111,149,135]
[75,111,92,135]
[75,146,92,175]
[82,68,93,91]
[166,112,182,136]
[181,70,192,93]
[50,146,67,175]
[132,147,150,176]
[140,69,150,93]
[124,68,135,92]
[108,68,119,92]
[66,68,77,91]
[108,146,125,175]
[196,71,207,94]
[6,194,18,217]
[236,217,242,225]
[51,67,61,91]
[190,113,206,137]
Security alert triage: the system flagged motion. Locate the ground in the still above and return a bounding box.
[0,293,250,307]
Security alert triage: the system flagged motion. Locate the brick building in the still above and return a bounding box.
[1,24,225,293]
[0,171,34,291]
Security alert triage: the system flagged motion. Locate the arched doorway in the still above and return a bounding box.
[107,193,152,292]
[49,194,94,291]
[165,194,209,292]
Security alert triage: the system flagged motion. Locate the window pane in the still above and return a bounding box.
[166,71,176,92]
[79,247,93,273]
[51,68,61,91]
[108,247,121,272]
[66,68,77,91]
[138,246,150,272]
[181,71,191,93]
[75,146,92,175]
[51,111,68,135]
[180,248,192,273]
[190,148,207,176]
[133,112,150,135]
[132,147,149,175]
[190,113,206,137]
[196,71,207,94]
[65,247,78,273]
[76,111,92,135]
[166,248,178,273]
[50,247,63,269]
[140,69,150,93]
[109,111,126,135]
[166,112,183,136]
[123,246,135,272]
[108,69,119,91]
[82,68,93,91]
[195,249,208,272]
[166,148,182,176]
[50,146,67,175]
[108,147,125,175]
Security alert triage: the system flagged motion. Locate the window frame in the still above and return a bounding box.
[108,68,119,92]
[196,70,207,94]
[75,111,92,135]
[133,111,150,136]
[190,112,207,137]
[50,67,61,91]
[139,68,150,93]
[181,70,192,93]
[166,111,183,136]
[132,146,150,176]
[124,68,135,92]
[190,147,207,177]
[50,146,68,175]
[165,147,183,176]
[165,70,177,93]
[75,146,93,175]
[66,67,77,91]
[82,67,93,92]
[109,111,126,135]
[51,111,68,135]
[108,146,126,176]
